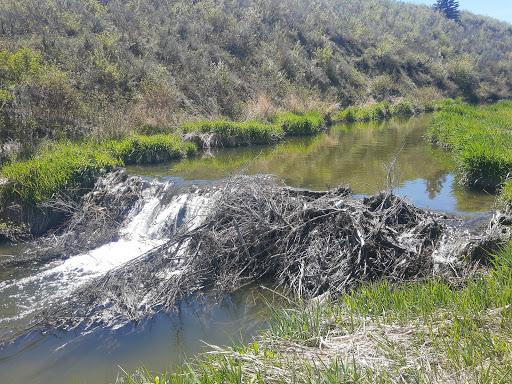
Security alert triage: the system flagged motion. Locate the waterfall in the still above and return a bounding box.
[0,172,215,341]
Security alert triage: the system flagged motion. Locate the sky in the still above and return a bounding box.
[405,1,512,24]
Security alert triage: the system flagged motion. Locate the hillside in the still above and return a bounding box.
[0,0,511,153]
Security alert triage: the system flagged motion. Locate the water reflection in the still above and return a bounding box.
[0,287,272,384]
[127,116,495,213]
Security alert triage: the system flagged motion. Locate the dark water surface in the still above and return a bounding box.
[0,115,497,384]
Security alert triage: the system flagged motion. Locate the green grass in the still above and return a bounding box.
[117,242,512,383]
[108,134,197,165]
[0,142,122,205]
[277,111,325,135]
[0,134,196,206]
[333,98,461,123]
[501,179,512,208]
[181,120,285,145]
[426,101,512,190]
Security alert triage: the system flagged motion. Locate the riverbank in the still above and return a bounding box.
[0,99,461,239]
[426,101,512,206]
[113,99,512,384]
[119,239,512,384]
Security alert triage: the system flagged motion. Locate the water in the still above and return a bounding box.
[0,116,497,383]
[127,116,495,214]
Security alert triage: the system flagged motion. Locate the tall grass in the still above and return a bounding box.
[118,242,512,383]
[181,120,285,145]
[0,142,122,205]
[426,101,512,189]
[0,135,196,206]
[333,98,460,123]
[277,111,325,135]
[108,134,197,165]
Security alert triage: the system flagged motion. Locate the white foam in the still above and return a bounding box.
[0,180,216,327]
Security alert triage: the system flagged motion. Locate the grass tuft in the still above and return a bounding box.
[426,101,512,190]
[107,134,196,165]
[277,111,325,135]
[181,120,285,146]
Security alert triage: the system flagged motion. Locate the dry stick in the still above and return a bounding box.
[232,218,250,260]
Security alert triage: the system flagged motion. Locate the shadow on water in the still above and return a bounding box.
[127,116,495,214]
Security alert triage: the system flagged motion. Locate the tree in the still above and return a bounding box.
[434,0,461,22]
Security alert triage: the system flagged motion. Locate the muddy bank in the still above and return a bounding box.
[1,172,509,341]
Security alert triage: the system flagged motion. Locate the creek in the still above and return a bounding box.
[0,116,497,383]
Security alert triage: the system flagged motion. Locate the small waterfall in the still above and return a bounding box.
[0,172,215,341]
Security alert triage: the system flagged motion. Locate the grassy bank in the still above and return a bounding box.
[118,242,512,383]
[181,120,285,147]
[180,111,325,147]
[0,135,195,206]
[426,101,512,192]
[277,111,325,135]
[333,98,461,123]
[0,97,491,229]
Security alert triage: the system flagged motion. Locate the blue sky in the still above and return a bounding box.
[405,1,512,24]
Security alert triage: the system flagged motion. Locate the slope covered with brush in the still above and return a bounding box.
[0,0,511,155]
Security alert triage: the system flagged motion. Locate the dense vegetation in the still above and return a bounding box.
[426,101,512,196]
[0,135,194,206]
[1,0,511,160]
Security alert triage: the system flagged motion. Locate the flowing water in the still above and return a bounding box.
[0,116,497,383]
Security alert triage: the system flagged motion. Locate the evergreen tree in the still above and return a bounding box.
[434,0,461,22]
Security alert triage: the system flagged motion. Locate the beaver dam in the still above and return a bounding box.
[1,171,509,344]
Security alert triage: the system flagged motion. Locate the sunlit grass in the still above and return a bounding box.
[427,101,512,190]
[277,111,325,135]
[108,134,197,165]
[0,141,121,205]
[0,135,196,205]
[118,242,512,384]
[181,120,285,144]
[333,98,460,123]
